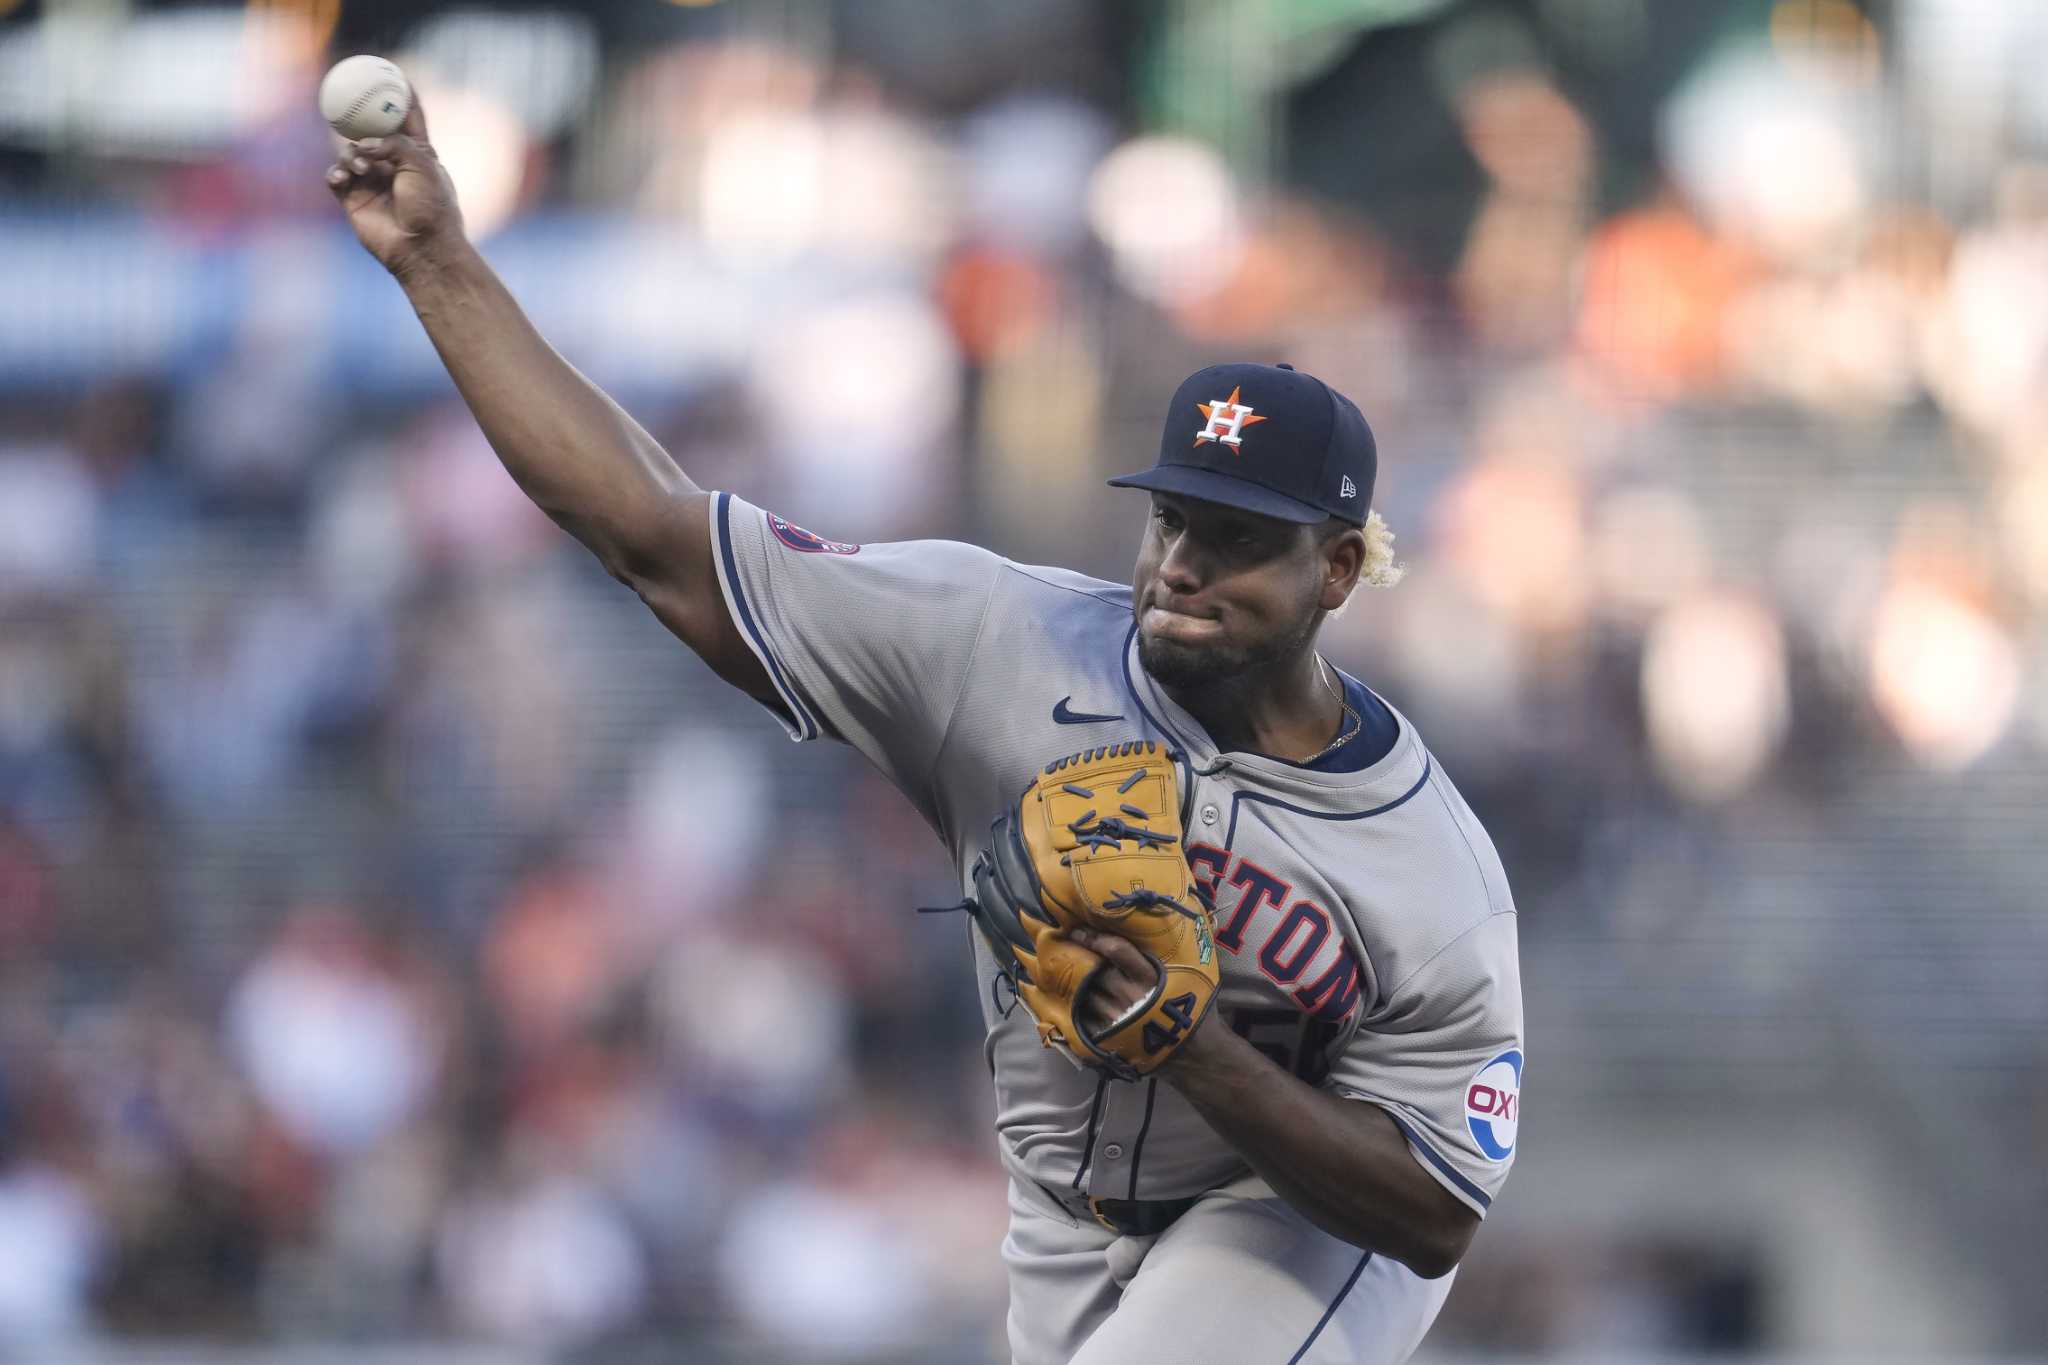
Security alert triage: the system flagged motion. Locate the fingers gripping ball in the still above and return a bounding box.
[969,742,1219,1080]
[320,56,413,140]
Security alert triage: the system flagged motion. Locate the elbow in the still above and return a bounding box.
[1402,1243,1461,1281]
[1322,1205,1475,1280]
[1402,1209,1479,1280]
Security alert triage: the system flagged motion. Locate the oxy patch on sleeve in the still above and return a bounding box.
[1464,1049,1521,1162]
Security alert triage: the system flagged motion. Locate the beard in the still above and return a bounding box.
[1136,602,1322,698]
[1137,631,1257,692]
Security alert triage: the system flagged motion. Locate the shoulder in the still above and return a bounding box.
[970,560,1134,650]
[1410,739,1512,919]
[722,496,1128,614]
[1370,744,1519,991]
[998,560,1132,612]
[718,493,1001,573]
[1267,710,1514,993]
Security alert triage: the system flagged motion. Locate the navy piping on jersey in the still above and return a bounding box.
[1119,623,1199,755]
[1285,1252,1373,1365]
[1118,623,1403,785]
[1302,673,1398,773]
[1222,758,1432,849]
[1386,1112,1492,1211]
[1126,1078,1158,1199]
[1222,794,1390,1057]
[714,493,822,740]
[1072,1076,1110,1190]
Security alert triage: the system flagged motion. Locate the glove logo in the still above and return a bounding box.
[1465,1049,1521,1162]
[1141,991,1200,1055]
[1193,387,1267,451]
[767,513,860,555]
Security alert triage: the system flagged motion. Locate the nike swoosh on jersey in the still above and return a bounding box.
[1052,697,1124,725]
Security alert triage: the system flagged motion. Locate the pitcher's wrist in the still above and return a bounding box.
[394,235,481,297]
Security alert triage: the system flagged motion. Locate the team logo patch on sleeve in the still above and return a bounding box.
[1464,1049,1521,1162]
[766,513,859,555]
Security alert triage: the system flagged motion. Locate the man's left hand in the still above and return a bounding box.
[1070,927,1162,1035]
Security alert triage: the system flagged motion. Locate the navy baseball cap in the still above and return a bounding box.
[1108,362,1377,526]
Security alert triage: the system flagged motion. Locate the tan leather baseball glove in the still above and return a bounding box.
[967,741,1219,1080]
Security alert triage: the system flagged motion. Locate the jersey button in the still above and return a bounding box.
[1200,804,1218,826]
[1103,1143,1125,1160]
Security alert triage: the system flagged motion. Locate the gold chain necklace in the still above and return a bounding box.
[1303,656,1362,765]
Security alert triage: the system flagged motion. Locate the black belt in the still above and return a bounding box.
[1034,1181,1201,1236]
[1088,1194,1198,1236]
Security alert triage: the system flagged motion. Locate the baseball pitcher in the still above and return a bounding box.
[329,100,1521,1365]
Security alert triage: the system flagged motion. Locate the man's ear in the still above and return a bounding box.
[1320,526,1366,611]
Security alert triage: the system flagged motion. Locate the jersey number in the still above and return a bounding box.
[1141,993,1199,1054]
[1229,1008,1337,1084]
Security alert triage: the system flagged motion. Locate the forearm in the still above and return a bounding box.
[397,242,699,577]
[1164,1022,1474,1277]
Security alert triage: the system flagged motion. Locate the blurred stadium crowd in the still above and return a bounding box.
[1,0,2046,1359]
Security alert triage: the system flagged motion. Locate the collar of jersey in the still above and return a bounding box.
[1118,625,1423,796]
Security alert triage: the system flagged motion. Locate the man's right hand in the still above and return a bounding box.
[318,94,772,706]
[325,97,465,279]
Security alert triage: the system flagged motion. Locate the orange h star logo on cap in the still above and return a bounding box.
[1193,386,1267,451]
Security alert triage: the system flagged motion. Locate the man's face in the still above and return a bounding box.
[1132,492,1327,691]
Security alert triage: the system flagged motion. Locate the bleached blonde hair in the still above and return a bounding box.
[1359,509,1406,589]
[1324,510,1404,623]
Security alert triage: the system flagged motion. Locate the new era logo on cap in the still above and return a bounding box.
[1108,362,1378,526]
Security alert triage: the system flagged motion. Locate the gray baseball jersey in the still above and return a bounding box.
[710,493,1523,1363]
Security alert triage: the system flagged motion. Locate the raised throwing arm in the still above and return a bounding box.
[325,99,770,698]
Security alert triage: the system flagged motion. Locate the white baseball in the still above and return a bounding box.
[319,55,412,140]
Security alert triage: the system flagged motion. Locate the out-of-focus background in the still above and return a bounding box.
[0,0,2044,1362]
